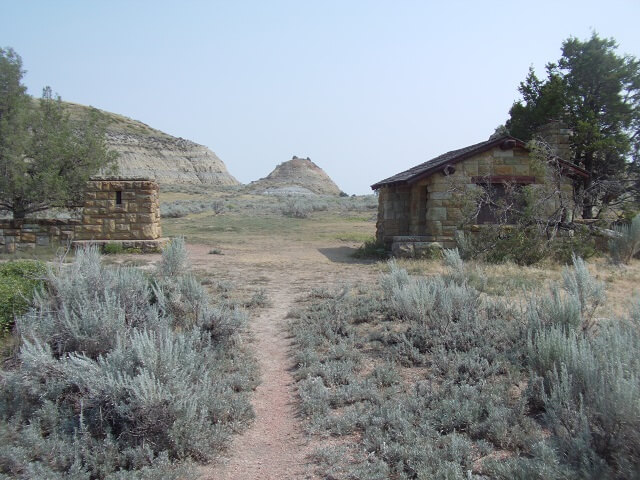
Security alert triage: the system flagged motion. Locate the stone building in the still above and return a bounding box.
[1,177,165,253]
[371,130,588,256]
[73,177,164,251]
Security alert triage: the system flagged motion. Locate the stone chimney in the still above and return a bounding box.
[536,121,572,162]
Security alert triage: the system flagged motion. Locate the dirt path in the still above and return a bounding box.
[199,284,314,479]
[192,240,378,480]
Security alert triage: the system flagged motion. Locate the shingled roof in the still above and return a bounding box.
[370,134,587,190]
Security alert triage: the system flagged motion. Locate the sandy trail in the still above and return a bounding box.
[192,240,378,480]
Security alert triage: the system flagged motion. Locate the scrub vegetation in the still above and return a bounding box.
[608,214,640,264]
[289,252,640,479]
[159,190,377,247]
[159,189,377,220]
[0,240,257,478]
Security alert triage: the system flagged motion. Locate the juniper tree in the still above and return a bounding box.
[0,47,117,219]
[506,33,640,218]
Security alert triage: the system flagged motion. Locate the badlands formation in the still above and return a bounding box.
[106,133,239,186]
[66,103,345,193]
[66,102,239,186]
[249,156,343,196]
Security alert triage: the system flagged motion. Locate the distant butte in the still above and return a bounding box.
[248,156,343,196]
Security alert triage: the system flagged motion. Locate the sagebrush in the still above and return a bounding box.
[0,243,257,478]
[290,252,640,478]
[609,214,640,264]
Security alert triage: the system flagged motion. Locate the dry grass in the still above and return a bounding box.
[158,188,640,311]
[62,100,172,138]
[160,196,375,247]
[588,257,640,317]
[375,253,640,319]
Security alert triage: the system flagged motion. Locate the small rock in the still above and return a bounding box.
[391,242,414,258]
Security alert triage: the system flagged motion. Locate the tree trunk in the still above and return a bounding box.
[581,151,594,219]
[12,200,27,220]
[582,182,594,219]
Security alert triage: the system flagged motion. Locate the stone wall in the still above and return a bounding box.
[74,178,161,241]
[1,177,164,254]
[0,219,79,253]
[375,185,411,242]
[376,145,575,251]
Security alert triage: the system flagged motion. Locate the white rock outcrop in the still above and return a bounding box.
[107,133,239,186]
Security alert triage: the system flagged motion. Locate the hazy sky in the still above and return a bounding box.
[3,1,640,194]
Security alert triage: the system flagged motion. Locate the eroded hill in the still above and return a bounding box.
[65,101,239,186]
[249,156,342,196]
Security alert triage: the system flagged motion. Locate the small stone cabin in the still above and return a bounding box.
[371,128,588,255]
[73,177,164,251]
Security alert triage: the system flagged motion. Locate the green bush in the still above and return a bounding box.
[458,224,598,266]
[280,198,311,218]
[552,227,597,264]
[352,237,387,259]
[0,260,46,334]
[0,244,257,478]
[456,225,548,265]
[485,226,548,265]
[102,242,124,254]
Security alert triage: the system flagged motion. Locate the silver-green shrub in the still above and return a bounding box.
[527,255,605,332]
[561,254,605,325]
[381,258,485,358]
[0,243,256,478]
[158,236,189,277]
[608,214,640,264]
[526,258,640,477]
[280,198,311,218]
[379,260,409,298]
[442,247,464,273]
[631,296,640,323]
[290,262,534,478]
[291,256,640,478]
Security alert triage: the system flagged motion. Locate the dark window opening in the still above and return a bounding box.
[476,183,527,224]
[115,191,122,205]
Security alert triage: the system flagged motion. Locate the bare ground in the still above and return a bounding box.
[191,238,380,480]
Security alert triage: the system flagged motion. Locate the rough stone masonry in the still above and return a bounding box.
[75,177,162,241]
[73,177,166,252]
[0,177,165,253]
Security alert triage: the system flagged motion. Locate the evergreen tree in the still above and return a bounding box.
[0,47,116,219]
[506,33,640,218]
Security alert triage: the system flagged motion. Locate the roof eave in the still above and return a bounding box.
[557,159,589,178]
[371,136,527,190]
[371,180,403,190]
